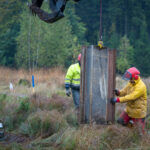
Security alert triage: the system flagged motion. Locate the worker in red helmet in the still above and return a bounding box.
[65,53,81,109]
[111,67,147,133]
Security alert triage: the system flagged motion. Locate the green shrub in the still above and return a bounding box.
[61,135,76,150]
[16,98,30,113]
[48,94,70,112]
[4,116,14,131]
[9,143,23,150]
[0,94,7,101]
[49,103,63,112]
[146,116,150,130]
[11,98,30,128]
[99,125,140,150]
[4,115,25,131]
[18,79,31,87]
[19,123,30,135]
[4,113,29,131]
[30,132,61,149]
[65,113,78,127]
[0,94,7,112]
[3,98,30,131]
[57,128,77,150]
[26,110,68,137]
[28,116,41,136]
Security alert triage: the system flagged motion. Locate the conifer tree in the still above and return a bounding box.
[117,36,134,73]
[15,1,86,69]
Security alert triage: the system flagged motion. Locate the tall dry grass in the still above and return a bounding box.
[0,67,66,97]
[143,77,150,96]
[0,67,65,85]
[115,75,128,89]
[0,69,150,150]
[1,68,150,94]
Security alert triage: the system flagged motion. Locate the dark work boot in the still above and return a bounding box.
[117,118,126,126]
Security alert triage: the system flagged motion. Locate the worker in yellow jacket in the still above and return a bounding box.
[111,67,147,132]
[65,53,81,109]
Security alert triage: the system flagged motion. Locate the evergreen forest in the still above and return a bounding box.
[0,0,150,75]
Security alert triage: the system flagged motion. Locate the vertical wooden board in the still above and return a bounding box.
[91,46,108,123]
[79,46,86,123]
[80,45,116,124]
[84,46,93,123]
[106,49,116,122]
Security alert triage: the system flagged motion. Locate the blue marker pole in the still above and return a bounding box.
[32,75,35,93]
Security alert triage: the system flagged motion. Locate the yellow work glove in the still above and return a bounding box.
[98,40,103,48]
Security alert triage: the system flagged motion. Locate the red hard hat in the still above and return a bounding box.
[123,67,140,80]
[78,53,81,61]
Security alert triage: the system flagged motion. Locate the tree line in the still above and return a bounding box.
[0,0,150,75]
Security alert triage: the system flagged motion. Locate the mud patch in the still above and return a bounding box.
[0,132,31,145]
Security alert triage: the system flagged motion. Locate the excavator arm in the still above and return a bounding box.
[31,0,44,8]
[29,0,80,23]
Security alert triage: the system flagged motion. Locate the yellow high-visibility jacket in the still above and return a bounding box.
[119,77,147,118]
[65,63,80,89]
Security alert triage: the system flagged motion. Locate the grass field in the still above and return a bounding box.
[0,67,150,150]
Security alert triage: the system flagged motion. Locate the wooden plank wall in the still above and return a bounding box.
[79,45,116,124]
